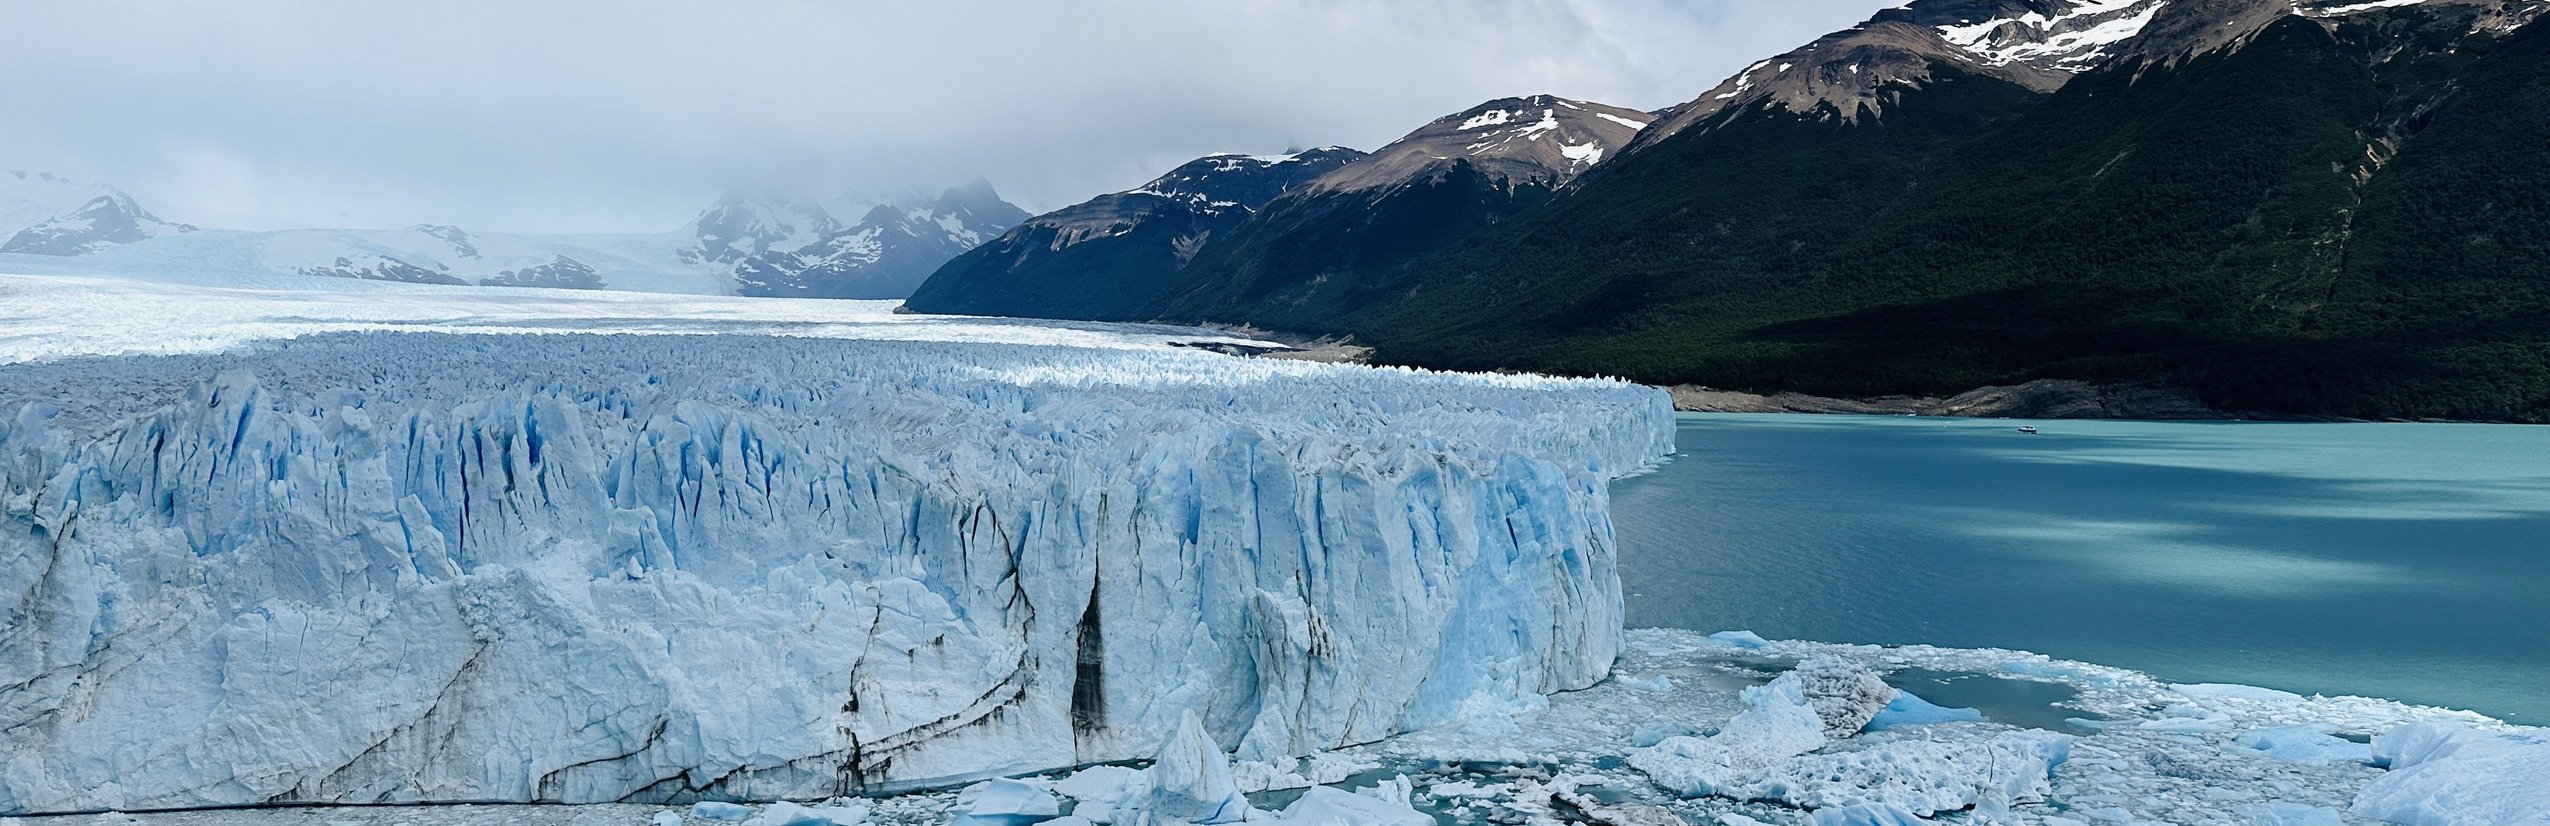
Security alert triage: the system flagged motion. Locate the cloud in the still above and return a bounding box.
[0,0,1893,233]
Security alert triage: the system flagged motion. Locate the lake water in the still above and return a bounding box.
[1610,414,2550,725]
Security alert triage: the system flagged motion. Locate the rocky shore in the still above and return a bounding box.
[1668,379,2236,420]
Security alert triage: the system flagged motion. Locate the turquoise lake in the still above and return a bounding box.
[1610,414,2550,725]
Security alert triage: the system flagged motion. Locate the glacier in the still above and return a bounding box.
[0,275,1673,814]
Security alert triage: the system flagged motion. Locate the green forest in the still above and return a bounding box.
[1327,13,2550,421]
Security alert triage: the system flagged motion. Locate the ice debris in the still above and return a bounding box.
[1051,766,1145,819]
[1796,657,1896,737]
[1101,711,1435,825]
[747,801,871,825]
[1630,662,2069,817]
[2349,723,2550,825]
[1705,631,1769,650]
[2243,801,2347,825]
[1863,691,1984,731]
[1806,802,1930,825]
[951,779,1058,825]
[1127,712,1250,824]
[1275,784,1433,825]
[2235,726,2373,765]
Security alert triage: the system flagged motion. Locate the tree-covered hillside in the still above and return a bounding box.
[1338,11,2550,421]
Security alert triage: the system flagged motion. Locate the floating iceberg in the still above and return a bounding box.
[1630,665,2070,817]
[951,778,1059,825]
[1863,692,1984,731]
[2350,723,2550,825]
[0,326,1672,814]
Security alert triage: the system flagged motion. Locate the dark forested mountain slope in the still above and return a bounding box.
[909,0,2550,420]
[902,148,1363,319]
[1348,0,2550,421]
[1147,96,1653,330]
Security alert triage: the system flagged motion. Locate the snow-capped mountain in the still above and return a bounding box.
[1632,0,2169,146]
[264,180,1026,298]
[905,95,1653,327]
[1114,95,1655,328]
[2110,0,2546,67]
[1633,0,2544,149]
[479,255,606,289]
[1288,0,2550,421]
[905,0,2550,421]
[729,180,1031,299]
[903,148,1365,318]
[1124,149,1371,216]
[676,193,843,267]
[265,224,648,289]
[0,171,193,256]
[1308,95,1654,194]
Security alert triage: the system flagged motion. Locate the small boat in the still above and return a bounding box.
[2017,426,2039,434]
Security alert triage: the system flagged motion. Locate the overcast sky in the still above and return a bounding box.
[1,0,1892,234]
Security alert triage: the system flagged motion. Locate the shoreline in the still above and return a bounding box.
[1671,379,2268,421]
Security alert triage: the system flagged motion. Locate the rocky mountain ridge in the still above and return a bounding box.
[901,148,1367,318]
[904,95,1655,322]
[0,171,194,256]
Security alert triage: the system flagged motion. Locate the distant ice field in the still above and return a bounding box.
[0,272,1285,364]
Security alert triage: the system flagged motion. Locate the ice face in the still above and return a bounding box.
[0,330,1672,814]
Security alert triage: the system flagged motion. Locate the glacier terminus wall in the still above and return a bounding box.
[0,330,1672,814]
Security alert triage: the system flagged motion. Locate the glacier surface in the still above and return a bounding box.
[0,275,1672,814]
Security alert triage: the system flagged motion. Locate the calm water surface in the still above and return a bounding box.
[1611,414,2550,725]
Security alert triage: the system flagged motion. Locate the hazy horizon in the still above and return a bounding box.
[0,0,1892,234]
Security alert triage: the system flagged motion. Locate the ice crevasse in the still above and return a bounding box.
[0,331,1674,814]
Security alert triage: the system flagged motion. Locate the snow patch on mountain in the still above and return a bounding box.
[1936,0,2170,71]
[967,147,1365,259]
[678,193,842,266]
[1129,149,1363,214]
[1594,112,1651,131]
[2297,0,2439,16]
[1631,0,2183,147]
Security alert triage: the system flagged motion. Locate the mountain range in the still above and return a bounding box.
[907,0,2550,422]
[906,96,1655,326]
[14,0,2550,420]
[0,172,1026,299]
